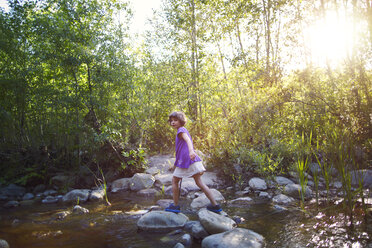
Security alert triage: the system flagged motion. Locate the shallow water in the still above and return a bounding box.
[0,192,371,248]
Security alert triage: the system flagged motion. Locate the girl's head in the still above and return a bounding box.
[168,111,186,127]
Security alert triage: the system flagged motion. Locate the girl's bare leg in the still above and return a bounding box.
[172,176,182,206]
[192,173,218,206]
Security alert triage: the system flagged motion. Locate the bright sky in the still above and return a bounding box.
[129,0,161,34]
[0,0,8,12]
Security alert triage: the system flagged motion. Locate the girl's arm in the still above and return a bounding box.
[181,132,196,160]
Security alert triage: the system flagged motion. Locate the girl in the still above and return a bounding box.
[165,111,222,213]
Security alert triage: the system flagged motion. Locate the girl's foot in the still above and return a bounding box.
[165,203,180,213]
[207,204,222,213]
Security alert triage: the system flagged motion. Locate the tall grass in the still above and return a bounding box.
[296,156,309,208]
[296,132,311,208]
[329,130,357,225]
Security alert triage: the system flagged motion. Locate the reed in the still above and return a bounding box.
[330,130,356,225]
[296,156,309,208]
[86,164,111,206]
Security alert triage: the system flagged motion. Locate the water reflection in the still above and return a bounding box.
[0,191,370,248]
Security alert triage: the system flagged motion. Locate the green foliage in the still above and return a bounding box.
[121,146,147,172]
[0,0,371,201]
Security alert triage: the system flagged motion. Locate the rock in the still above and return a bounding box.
[4,200,19,208]
[284,184,312,200]
[190,189,225,209]
[145,167,160,175]
[330,181,343,189]
[0,239,9,248]
[50,175,69,188]
[201,228,264,248]
[350,170,372,188]
[130,173,155,191]
[137,210,189,232]
[275,176,294,186]
[248,178,267,191]
[53,211,71,220]
[147,154,175,173]
[165,185,187,196]
[22,192,35,200]
[111,178,131,193]
[73,205,89,214]
[259,192,270,198]
[43,189,58,196]
[180,233,192,247]
[137,188,159,197]
[180,179,200,192]
[42,195,59,204]
[0,184,26,197]
[309,163,322,176]
[157,199,174,208]
[235,190,250,196]
[184,221,209,239]
[198,208,236,234]
[173,243,185,248]
[201,172,220,188]
[272,194,295,205]
[89,188,105,201]
[273,205,288,212]
[33,184,46,194]
[229,197,253,206]
[62,189,90,203]
[155,174,173,188]
[289,171,313,183]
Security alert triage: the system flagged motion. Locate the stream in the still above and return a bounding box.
[0,191,371,248]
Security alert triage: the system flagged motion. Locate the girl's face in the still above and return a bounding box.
[169,117,181,129]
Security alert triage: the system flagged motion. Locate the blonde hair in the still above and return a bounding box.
[168,111,186,126]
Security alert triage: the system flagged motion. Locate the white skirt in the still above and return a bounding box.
[173,161,206,178]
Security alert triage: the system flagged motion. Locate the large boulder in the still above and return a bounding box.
[111,178,131,193]
[200,172,220,188]
[137,211,189,232]
[190,189,225,209]
[50,175,70,189]
[248,178,267,191]
[147,154,175,174]
[155,174,173,188]
[130,173,155,191]
[198,208,236,234]
[180,179,200,192]
[284,184,312,200]
[201,228,264,248]
[62,189,90,203]
[0,184,26,198]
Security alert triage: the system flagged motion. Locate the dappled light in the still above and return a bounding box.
[0,0,371,247]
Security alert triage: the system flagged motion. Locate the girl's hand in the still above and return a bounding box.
[189,151,196,161]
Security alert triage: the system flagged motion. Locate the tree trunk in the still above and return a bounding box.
[262,0,272,84]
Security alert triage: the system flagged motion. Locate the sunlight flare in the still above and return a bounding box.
[304,10,355,67]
